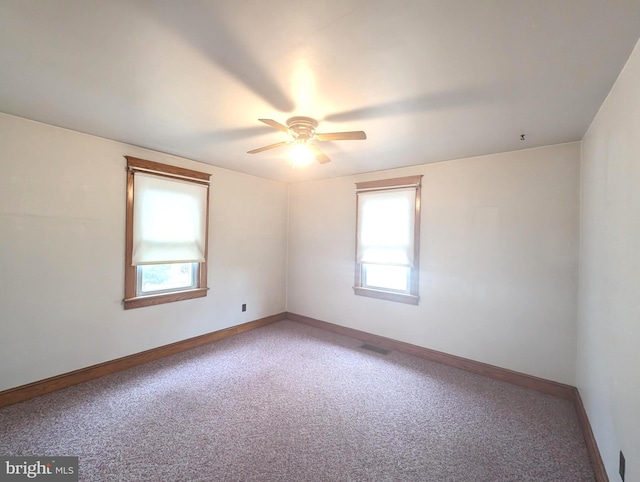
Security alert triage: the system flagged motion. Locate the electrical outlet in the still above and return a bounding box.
[619,451,625,481]
[242,304,246,312]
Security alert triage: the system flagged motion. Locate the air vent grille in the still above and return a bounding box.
[360,343,390,355]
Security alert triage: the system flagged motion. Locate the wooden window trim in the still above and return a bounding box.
[124,156,211,310]
[355,175,422,191]
[354,175,422,304]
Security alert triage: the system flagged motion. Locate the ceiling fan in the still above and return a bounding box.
[247,116,366,164]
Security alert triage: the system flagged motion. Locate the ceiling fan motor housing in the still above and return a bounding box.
[286,116,318,140]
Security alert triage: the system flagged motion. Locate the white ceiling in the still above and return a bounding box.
[1,1,640,183]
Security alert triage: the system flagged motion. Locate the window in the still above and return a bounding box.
[354,175,422,305]
[124,156,210,309]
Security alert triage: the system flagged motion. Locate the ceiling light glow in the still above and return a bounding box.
[291,142,314,166]
[291,57,316,112]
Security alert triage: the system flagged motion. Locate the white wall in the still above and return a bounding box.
[288,143,580,385]
[578,39,640,481]
[0,113,288,391]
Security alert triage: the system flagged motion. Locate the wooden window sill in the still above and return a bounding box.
[124,288,208,310]
[353,287,419,305]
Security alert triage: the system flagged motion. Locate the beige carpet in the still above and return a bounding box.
[0,320,594,481]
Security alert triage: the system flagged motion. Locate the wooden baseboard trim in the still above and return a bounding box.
[286,312,575,400]
[0,312,286,408]
[1,310,608,481]
[574,389,609,482]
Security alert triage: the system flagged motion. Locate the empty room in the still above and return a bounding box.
[1,1,639,481]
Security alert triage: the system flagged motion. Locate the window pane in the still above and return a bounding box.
[363,264,409,292]
[138,263,197,294]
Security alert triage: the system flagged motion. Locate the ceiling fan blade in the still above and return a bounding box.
[315,131,367,141]
[259,118,290,133]
[308,144,331,164]
[247,141,289,154]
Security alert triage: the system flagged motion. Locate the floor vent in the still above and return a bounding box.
[360,343,390,355]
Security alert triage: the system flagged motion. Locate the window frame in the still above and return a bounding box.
[353,175,422,305]
[124,156,210,310]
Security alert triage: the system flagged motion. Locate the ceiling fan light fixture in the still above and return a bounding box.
[291,141,314,167]
[248,116,366,166]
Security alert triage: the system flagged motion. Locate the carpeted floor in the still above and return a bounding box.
[0,320,594,481]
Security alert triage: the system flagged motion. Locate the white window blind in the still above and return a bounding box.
[356,188,416,267]
[132,173,208,266]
